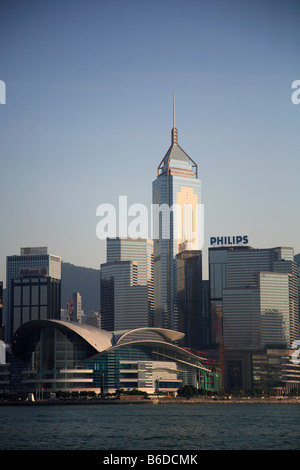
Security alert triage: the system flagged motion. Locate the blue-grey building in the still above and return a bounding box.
[100,238,154,330]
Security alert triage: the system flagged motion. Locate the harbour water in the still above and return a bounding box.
[1,403,299,451]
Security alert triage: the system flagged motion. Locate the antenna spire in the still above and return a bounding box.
[171,91,178,144]
[173,91,175,128]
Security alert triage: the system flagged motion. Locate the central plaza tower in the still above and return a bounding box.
[152,99,203,331]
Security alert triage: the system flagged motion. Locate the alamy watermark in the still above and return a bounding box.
[0,80,6,104]
[291,340,300,365]
[96,195,204,247]
[0,340,5,365]
[291,80,300,105]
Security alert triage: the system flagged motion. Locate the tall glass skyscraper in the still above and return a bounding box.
[152,111,203,331]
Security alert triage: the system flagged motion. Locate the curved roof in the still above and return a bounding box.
[12,320,184,360]
[12,320,114,358]
[12,320,212,372]
[114,327,184,345]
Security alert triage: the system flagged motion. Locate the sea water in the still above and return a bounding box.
[0,403,299,450]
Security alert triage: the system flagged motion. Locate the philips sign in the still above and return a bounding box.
[210,235,248,246]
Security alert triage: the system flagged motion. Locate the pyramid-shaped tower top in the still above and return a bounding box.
[158,93,198,178]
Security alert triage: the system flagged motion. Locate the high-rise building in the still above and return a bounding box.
[11,275,61,334]
[209,245,251,345]
[6,247,61,343]
[152,105,202,331]
[100,238,153,330]
[106,237,154,299]
[68,292,84,323]
[176,250,211,349]
[209,245,299,350]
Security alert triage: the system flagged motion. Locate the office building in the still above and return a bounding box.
[210,245,299,350]
[85,311,101,329]
[106,238,153,291]
[11,275,61,334]
[6,247,61,343]
[100,238,153,330]
[176,250,211,349]
[152,107,202,331]
[208,245,300,392]
[68,292,84,323]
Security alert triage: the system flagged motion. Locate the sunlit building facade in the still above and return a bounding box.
[152,124,203,331]
[100,238,154,330]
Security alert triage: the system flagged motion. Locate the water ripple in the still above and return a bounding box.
[0,403,299,450]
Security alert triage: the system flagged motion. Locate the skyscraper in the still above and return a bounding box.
[176,250,211,349]
[68,292,84,323]
[100,238,153,330]
[6,247,61,343]
[106,237,153,297]
[152,98,202,331]
[209,245,299,350]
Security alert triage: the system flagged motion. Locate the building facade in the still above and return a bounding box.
[10,320,221,395]
[6,247,61,343]
[208,244,300,392]
[152,124,202,332]
[11,275,61,334]
[176,250,211,349]
[100,238,153,330]
[209,245,299,350]
[68,292,84,323]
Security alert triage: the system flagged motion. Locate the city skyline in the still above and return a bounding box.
[1,1,300,286]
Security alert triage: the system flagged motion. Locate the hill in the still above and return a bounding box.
[61,262,99,314]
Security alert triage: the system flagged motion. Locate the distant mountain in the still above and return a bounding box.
[61,262,99,314]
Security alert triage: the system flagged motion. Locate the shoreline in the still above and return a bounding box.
[0,396,299,406]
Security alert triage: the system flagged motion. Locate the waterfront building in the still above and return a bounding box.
[11,320,221,394]
[5,247,61,343]
[252,348,300,394]
[100,238,153,330]
[208,244,300,392]
[152,105,202,331]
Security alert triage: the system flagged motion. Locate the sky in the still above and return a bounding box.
[0,0,299,285]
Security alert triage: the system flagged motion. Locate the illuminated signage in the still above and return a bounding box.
[19,267,48,277]
[210,235,248,246]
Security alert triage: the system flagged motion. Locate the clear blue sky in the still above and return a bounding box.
[1,0,299,284]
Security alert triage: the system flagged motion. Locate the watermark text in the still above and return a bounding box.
[291,80,300,105]
[0,80,6,104]
[96,195,204,247]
